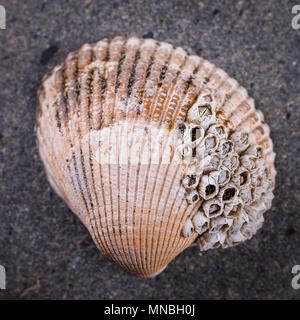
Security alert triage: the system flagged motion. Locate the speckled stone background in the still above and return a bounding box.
[0,0,299,300]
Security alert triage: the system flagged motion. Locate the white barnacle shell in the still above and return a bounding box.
[175,120,189,141]
[229,209,249,234]
[192,210,209,235]
[240,154,257,171]
[245,145,264,159]
[226,231,246,246]
[198,173,219,200]
[231,167,251,189]
[202,153,221,172]
[187,123,205,148]
[182,218,195,238]
[186,190,201,205]
[207,123,228,139]
[197,231,226,251]
[217,168,231,186]
[239,187,255,205]
[209,216,233,233]
[202,198,223,218]
[176,143,193,161]
[224,197,243,219]
[262,191,274,211]
[36,36,276,277]
[203,134,219,154]
[187,97,216,130]
[197,88,217,110]
[216,139,234,158]
[230,130,250,154]
[250,171,264,188]
[182,174,200,190]
[221,153,239,171]
[217,183,238,204]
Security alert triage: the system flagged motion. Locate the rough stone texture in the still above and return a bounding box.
[0,0,299,299]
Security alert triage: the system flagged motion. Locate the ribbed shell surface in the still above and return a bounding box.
[36,37,275,277]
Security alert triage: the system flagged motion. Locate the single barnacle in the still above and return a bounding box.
[192,210,209,235]
[182,218,195,238]
[209,216,233,233]
[230,130,250,153]
[197,88,217,110]
[231,168,251,189]
[216,139,234,158]
[186,190,201,204]
[224,198,243,219]
[229,209,249,234]
[217,168,231,186]
[245,145,264,159]
[203,134,219,154]
[197,232,226,251]
[239,187,255,205]
[182,174,200,190]
[202,153,221,172]
[207,123,228,139]
[198,173,219,200]
[187,97,216,130]
[218,183,238,203]
[187,123,205,148]
[240,154,257,171]
[202,198,223,218]
[176,143,193,160]
[175,120,189,141]
[221,153,239,171]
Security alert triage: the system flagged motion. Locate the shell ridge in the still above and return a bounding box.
[124,40,161,276]
[98,38,131,270]
[130,42,161,275]
[137,44,175,274]
[116,39,143,272]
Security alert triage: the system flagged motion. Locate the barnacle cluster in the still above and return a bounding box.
[179,89,275,250]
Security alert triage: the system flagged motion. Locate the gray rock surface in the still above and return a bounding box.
[0,0,299,299]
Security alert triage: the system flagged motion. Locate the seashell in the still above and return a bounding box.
[36,36,276,277]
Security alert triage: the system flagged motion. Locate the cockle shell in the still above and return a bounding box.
[36,36,276,278]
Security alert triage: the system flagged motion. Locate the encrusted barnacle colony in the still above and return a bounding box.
[36,37,276,278]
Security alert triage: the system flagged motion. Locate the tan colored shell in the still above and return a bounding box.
[36,36,276,278]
